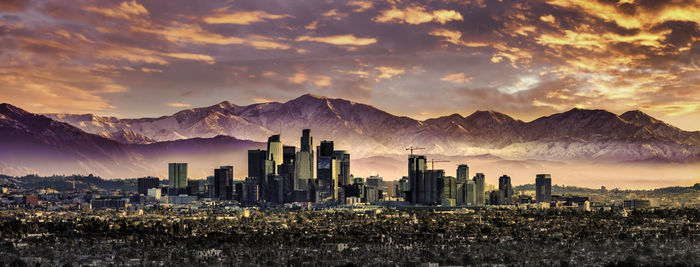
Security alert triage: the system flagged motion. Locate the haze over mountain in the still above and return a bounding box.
[3,94,700,188]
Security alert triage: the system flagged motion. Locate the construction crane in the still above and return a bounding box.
[405,146,425,156]
[428,159,450,171]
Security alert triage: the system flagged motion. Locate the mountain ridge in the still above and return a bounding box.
[31,94,700,161]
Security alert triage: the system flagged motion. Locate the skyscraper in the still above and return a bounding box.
[440,176,457,202]
[318,141,334,158]
[301,129,312,152]
[248,149,272,202]
[535,174,552,203]
[280,146,296,203]
[137,177,159,195]
[295,129,314,193]
[424,169,444,205]
[248,150,267,181]
[267,134,283,175]
[407,155,427,204]
[214,166,233,200]
[333,150,350,186]
[317,141,337,203]
[294,150,313,191]
[168,163,187,196]
[464,180,476,205]
[456,164,469,184]
[498,174,513,205]
[473,173,485,206]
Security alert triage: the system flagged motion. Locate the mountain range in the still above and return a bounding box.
[45,94,700,161]
[2,94,700,180]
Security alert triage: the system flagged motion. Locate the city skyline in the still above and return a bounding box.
[2,1,699,265]
[1,0,699,131]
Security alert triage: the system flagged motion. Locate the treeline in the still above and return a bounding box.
[515,183,700,194]
[0,174,157,192]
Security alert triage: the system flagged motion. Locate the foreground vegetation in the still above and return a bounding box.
[1,208,698,266]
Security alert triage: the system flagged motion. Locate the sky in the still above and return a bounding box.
[1,0,699,130]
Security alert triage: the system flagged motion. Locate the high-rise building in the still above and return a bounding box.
[168,163,188,196]
[464,180,476,205]
[267,134,283,175]
[440,176,457,202]
[281,146,296,203]
[187,180,201,196]
[535,174,552,203]
[397,176,409,199]
[333,150,350,187]
[301,129,313,152]
[488,190,499,205]
[296,129,314,189]
[294,150,313,191]
[423,169,444,205]
[205,176,216,198]
[317,141,338,203]
[407,155,427,204]
[248,150,267,181]
[214,166,233,200]
[473,173,486,205]
[365,175,383,188]
[137,177,159,195]
[318,141,334,158]
[241,177,259,206]
[498,175,513,205]
[456,164,469,184]
[248,149,274,201]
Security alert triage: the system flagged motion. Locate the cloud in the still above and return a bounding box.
[288,72,307,84]
[321,9,347,20]
[373,5,463,25]
[441,73,473,83]
[305,21,319,30]
[203,9,291,25]
[164,53,215,64]
[166,102,191,107]
[314,75,332,87]
[375,66,405,80]
[0,66,126,114]
[539,14,556,24]
[429,28,489,47]
[83,1,149,20]
[2,0,700,129]
[296,34,377,46]
[347,1,374,13]
[131,23,291,50]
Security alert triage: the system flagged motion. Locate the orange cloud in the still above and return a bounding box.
[375,66,405,80]
[0,66,126,114]
[314,76,332,87]
[322,9,347,20]
[429,28,489,47]
[288,72,307,84]
[441,73,473,83]
[166,102,191,108]
[296,34,377,46]
[374,5,463,25]
[83,1,149,20]
[539,14,556,24]
[547,0,700,29]
[203,10,291,25]
[164,53,215,64]
[132,23,291,50]
[347,1,374,13]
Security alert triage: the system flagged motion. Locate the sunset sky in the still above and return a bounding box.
[1,0,699,130]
